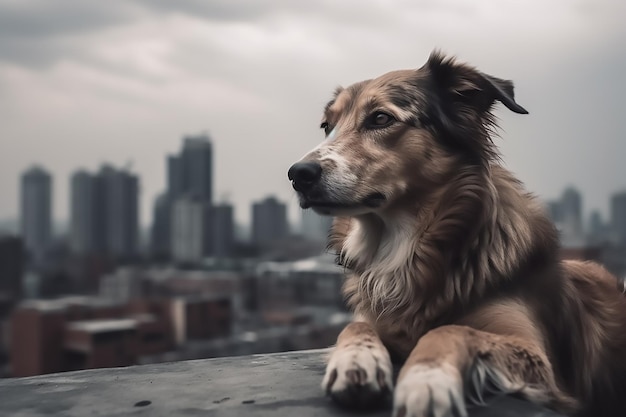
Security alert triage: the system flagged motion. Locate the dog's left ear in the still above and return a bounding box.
[426,51,528,115]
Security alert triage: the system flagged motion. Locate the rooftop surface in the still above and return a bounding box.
[0,349,563,416]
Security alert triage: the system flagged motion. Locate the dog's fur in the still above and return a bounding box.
[287,51,626,417]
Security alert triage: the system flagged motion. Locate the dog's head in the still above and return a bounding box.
[288,51,527,216]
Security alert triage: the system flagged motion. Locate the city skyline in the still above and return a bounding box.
[13,133,320,256]
[11,157,626,240]
[0,1,624,228]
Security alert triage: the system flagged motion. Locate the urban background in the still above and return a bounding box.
[2,133,353,377]
[0,0,625,378]
[1,134,626,377]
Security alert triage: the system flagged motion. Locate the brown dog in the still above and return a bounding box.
[288,51,626,417]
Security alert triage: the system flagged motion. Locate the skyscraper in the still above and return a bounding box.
[209,203,235,258]
[560,187,583,239]
[20,166,52,264]
[169,199,234,262]
[587,210,608,245]
[168,134,213,201]
[546,186,583,246]
[152,133,215,259]
[611,191,626,245]
[150,193,172,260]
[171,196,208,263]
[301,209,333,243]
[252,196,288,246]
[99,165,139,259]
[167,155,184,199]
[0,236,24,301]
[70,166,139,259]
[70,170,99,254]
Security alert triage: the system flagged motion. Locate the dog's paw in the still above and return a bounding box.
[393,363,467,417]
[322,343,393,409]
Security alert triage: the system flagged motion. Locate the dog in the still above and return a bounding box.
[287,51,626,417]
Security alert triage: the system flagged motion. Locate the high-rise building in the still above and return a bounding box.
[546,187,583,246]
[587,210,608,245]
[99,165,139,259]
[252,196,288,246]
[301,209,333,243]
[150,193,172,260]
[167,154,184,199]
[168,134,213,201]
[546,201,563,225]
[560,187,583,239]
[209,203,235,258]
[611,191,626,245]
[70,166,139,259]
[171,196,210,263]
[152,134,214,259]
[170,201,235,262]
[0,236,23,301]
[70,170,100,254]
[181,135,213,201]
[20,166,52,263]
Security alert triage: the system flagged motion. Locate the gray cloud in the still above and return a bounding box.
[0,1,138,38]
[0,0,624,228]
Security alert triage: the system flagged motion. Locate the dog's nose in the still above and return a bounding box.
[288,161,322,192]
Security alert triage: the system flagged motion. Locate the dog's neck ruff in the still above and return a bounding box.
[338,167,539,334]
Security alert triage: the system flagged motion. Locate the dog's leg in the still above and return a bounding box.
[322,321,393,408]
[392,325,576,417]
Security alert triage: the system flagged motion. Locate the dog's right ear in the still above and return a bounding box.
[420,51,527,162]
[425,51,528,115]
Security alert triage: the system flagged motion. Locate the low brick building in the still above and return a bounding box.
[9,295,230,377]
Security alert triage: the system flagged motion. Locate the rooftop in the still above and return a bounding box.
[0,349,563,417]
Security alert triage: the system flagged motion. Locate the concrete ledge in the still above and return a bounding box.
[0,349,563,416]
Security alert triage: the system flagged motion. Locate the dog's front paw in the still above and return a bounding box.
[322,343,393,409]
[393,363,467,417]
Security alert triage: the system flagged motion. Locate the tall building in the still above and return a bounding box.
[0,236,23,301]
[20,166,52,263]
[252,196,288,246]
[546,201,563,224]
[171,196,210,263]
[150,193,172,260]
[167,155,184,199]
[587,210,608,245]
[611,191,626,245]
[560,187,583,239]
[546,187,583,246]
[301,209,333,243]
[70,166,139,259]
[99,165,139,259]
[70,170,100,254]
[170,199,235,262]
[152,133,214,259]
[209,203,235,258]
[168,134,213,201]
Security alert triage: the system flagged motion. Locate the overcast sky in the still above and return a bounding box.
[0,0,624,229]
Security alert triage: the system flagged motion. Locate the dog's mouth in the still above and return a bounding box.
[300,192,386,215]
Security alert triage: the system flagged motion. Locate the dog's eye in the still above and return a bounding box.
[320,122,332,136]
[367,112,395,129]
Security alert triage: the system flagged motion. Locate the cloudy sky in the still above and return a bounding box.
[1,0,624,230]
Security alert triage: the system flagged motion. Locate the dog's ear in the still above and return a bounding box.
[420,51,527,162]
[426,51,528,115]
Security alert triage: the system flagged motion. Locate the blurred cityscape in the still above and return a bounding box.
[0,132,625,378]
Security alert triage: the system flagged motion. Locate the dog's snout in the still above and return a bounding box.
[288,161,322,192]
